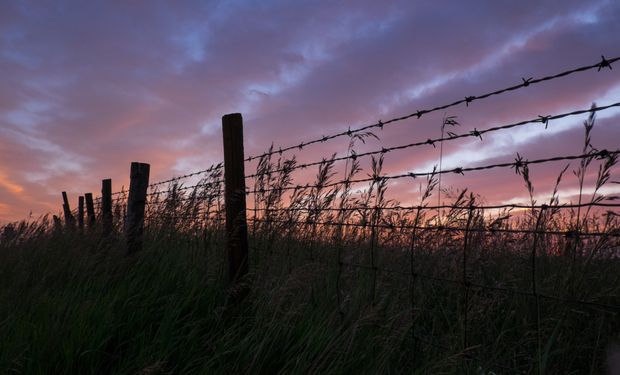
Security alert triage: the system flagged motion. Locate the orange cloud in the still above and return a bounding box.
[0,169,23,194]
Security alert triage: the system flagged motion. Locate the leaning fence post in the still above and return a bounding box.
[61,191,74,227]
[78,196,84,230]
[102,179,113,236]
[222,113,249,284]
[125,162,150,254]
[85,193,96,227]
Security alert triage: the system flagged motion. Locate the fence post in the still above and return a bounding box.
[102,179,113,236]
[222,113,249,284]
[84,193,96,227]
[125,162,150,254]
[78,196,84,230]
[61,191,74,227]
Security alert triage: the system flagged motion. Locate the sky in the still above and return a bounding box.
[1,0,620,223]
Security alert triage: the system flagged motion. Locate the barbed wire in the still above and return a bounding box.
[93,188,127,202]
[243,101,620,180]
[247,149,620,194]
[243,55,618,163]
[92,165,223,203]
[147,163,223,189]
[146,192,222,203]
[246,217,620,238]
[147,181,223,197]
[250,201,620,213]
[113,146,619,202]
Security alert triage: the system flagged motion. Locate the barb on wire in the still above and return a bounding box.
[598,55,613,71]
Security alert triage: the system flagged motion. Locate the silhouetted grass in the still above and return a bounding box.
[1,211,619,374]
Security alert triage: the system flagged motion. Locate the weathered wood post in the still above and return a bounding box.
[222,113,249,284]
[61,192,75,227]
[78,196,84,230]
[101,179,113,236]
[84,193,96,227]
[125,162,150,254]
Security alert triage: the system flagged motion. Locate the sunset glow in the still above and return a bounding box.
[1,1,619,223]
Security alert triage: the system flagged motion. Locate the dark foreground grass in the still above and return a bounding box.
[1,223,619,375]
[0,228,416,375]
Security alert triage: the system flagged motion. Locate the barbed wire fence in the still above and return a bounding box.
[57,54,620,371]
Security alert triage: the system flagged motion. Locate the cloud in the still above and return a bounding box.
[0,169,23,194]
[1,0,619,223]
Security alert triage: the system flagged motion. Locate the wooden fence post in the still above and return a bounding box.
[222,113,249,284]
[102,179,113,236]
[85,193,96,227]
[78,196,84,230]
[125,162,150,254]
[61,191,74,227]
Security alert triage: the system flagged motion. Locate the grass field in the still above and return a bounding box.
[1,213,619,374]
